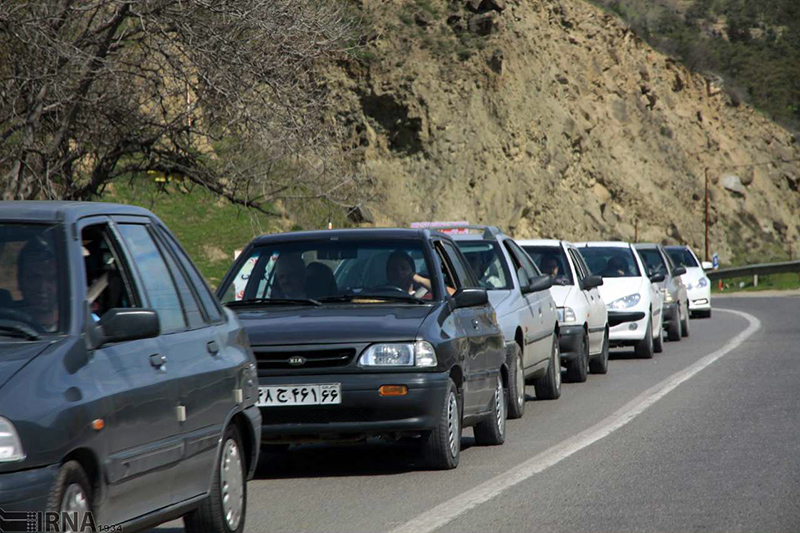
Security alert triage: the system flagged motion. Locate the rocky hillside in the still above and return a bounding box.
[326,0,800,264]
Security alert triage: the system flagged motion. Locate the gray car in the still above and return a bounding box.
[634,243,690,341]
[446,226,560,419]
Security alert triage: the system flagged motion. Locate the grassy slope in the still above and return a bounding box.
[712,272,800,293]
[101,179,277,287]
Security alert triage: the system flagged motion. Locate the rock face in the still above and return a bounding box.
[328,0,800,263]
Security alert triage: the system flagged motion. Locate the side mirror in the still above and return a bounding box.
[650,273,666,283]
[701,261,713,270]
[94,309,160,347]
[453,288,489,309]
[672,266,687,277]
[524,274,552,293]
[581,275,604,290]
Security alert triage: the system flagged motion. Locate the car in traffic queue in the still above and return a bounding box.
[575,241,663,359]
[439,226,560,419]
[216,228,508,470]
[665,245,712,318]
[634,243,690,341]
[519,239,610,381]
[0,202,261,533]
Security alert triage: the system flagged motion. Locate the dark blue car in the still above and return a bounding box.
[0,202,260,533]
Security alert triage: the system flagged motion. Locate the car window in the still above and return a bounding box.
[153,232,205,330]
[81,224,139,323]
[573,250,595,279]
[568,249,587,280]
[523,245,574,286]
[636,248,667,277]
[0,223,68,335]
[578,247,642,278]
[666,247,699,268]
[433,242,458,293]
[455,241,512,290]
[158,227,224,323]
[504,240,539,287]
[118,224,187,332]
[442,241,476,288]
[220,239,438,303]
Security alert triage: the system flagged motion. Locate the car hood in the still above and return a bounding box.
[598,277,647,305]
[681,267,707,284]
[548,285,573,307]
[0,341,52,391]
[234,305,435,346]
[487,290,514,315]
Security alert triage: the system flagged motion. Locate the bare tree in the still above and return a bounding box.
[0,0,357,212]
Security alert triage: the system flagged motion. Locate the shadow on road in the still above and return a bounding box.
[255,436,476,480]
[608,347,643,360]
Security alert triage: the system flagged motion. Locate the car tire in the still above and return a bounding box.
[185,424,247,533]
[589,328,609,374]
[473,375,506,446]
[565,330,589,383]
[653,315,664,354]
[533,333,561,400]
[681,302,690,337]
[698,309,712,319]
[634,316,654,359]
[667,311,682,342]
[47,461,93,521]
[422,379,461,470]
[506,343,525,420]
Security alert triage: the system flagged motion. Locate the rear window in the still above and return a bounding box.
[522,245,574,286]
[578,247,641,278]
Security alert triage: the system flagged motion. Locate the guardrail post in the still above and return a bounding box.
[753,274,758,288]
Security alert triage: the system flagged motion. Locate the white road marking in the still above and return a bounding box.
[390,308,761,533]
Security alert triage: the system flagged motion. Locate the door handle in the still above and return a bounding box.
[207,340,220,355]
[150,353,167,369]
[471,319,480,330]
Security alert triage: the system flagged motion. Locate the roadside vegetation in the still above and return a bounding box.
[713,272,800,293]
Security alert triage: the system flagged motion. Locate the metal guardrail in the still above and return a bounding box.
[706,260,800,281]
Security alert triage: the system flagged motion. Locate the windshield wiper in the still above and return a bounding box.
[318,293,427,304]
[226,298,321,308]
[0,324,40,340]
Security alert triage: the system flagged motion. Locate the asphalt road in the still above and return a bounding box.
[154,296,800,533]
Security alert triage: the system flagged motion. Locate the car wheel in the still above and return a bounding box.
[506,343,525,419]
[185,424,247,533]
[667,311,682,341]
[681,302,690,337]
[473,375,506,446]
[565,330,589,383]
[653,314,664,353]
[533,332,561,400]
[589,328,610,374]
[47,461,93,530]
[422,379,461,470]
[634,316,654,359]
[699,309,712,319]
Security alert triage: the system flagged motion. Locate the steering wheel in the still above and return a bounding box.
[0,308,46,335]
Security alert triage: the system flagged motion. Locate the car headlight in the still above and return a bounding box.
[358,341,438,368]
[608,293,641,309]
[0,417,25,462]
[557,307,576,323]
[688,277,709,291]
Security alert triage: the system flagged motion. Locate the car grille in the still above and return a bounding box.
[253,347,357,370]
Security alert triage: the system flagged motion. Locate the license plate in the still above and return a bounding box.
[257,384,341,407]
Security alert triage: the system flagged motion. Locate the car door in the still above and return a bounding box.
[568,247,604,353]
[575,249,607,345]
[80,218,182,525]
[150,224,240,503]
[503,240,549,367]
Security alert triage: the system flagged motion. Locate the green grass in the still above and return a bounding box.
[101,179,278,288]
[712,272,800,293]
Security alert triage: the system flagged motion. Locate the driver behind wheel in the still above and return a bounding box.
[17,237,59,332]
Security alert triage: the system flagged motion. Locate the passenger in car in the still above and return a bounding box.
[603,256,628,277]
[17,237,59,332]
[387,250,455,297]
[273,253,308,298]
[542,257,560,278]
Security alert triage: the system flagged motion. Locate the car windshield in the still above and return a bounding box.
[666,247,699,268]
[220,239,438,304]
[522,245,574,286]
[636,248,668,277]
[0,223,66,338]
[578,247,641,278]
[455,241,512,290]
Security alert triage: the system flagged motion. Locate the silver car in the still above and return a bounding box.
[444,226,560,419]
[634,243,690,341]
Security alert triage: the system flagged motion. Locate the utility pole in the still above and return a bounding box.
[704,167,710,262]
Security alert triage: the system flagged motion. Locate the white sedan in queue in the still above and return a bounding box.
[575,241,664,359]
[665,245,712,318]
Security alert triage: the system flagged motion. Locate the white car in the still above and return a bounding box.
[665,245,712,318]
[575,241,664,359]
[519,239,609,381]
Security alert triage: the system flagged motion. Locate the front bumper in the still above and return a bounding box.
[0,463,59,512]
[558,325,584,362]
[259,372,450,442]
[242,404,262,479]
[609,308,650,344]
[688,286,711,311]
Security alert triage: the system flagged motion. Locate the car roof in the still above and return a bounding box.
[664,245,690,251]
[0,201,155,223]
[251,227,440,245]
[573,241,632,248]
[633,243,661,250]
[516,239,563,247]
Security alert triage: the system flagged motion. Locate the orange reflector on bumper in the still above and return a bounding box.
[380,385,408,396]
